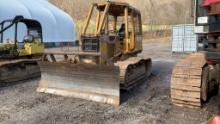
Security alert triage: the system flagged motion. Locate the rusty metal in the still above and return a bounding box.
[37,61,120,106]
[37,53,152,106]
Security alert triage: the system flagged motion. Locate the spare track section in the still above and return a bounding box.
[171,53,206,108]
[0,59,40,83]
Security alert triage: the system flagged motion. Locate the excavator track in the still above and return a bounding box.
[0,59,41,83]
[171,53,206,108]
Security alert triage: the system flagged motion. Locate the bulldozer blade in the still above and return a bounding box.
[37,62,120,106]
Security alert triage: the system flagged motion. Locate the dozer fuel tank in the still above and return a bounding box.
[37,53,152,106]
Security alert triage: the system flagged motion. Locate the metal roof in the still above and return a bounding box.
[97,1,141,15]
[0,0,76,43]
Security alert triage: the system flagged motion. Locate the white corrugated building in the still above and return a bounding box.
[0,0,76,43]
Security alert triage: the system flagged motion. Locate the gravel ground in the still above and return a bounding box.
[0,41,219,124]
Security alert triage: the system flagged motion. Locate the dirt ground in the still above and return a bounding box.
[0,41,219,124]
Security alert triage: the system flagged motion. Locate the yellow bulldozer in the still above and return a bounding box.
[37,1,152,106]
[0,16,44,83]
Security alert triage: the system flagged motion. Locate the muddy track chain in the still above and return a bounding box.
[171,53,206,108]
[0,59,40,83]
[115,57,152,90]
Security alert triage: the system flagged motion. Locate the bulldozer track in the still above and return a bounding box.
[116,57,152,90]
[171,53,206,108]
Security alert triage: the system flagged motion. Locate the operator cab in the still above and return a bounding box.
[81,1,143,55]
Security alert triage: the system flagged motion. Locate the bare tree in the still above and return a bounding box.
[49,0,193,25]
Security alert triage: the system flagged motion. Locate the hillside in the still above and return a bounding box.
[49,0,193,25]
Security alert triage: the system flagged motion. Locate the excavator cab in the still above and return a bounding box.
[37,1,151,106]
[0,16,44,58]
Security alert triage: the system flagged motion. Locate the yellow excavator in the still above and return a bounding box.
[0,16,44,83]
[37,1,152,106]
